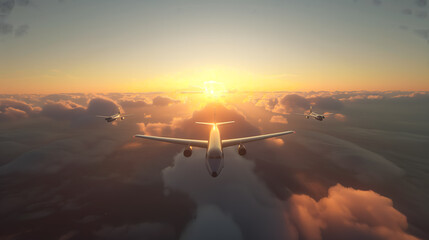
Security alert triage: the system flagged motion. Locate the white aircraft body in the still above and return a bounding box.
[298,106,330,121]
[135,121,294,177]
[96,112,132,122]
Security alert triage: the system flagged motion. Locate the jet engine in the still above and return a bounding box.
[238,144,246,156]
[121,117,125,120]
[183,146,192,157]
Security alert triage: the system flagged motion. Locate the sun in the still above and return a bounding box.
[203,81,226,98]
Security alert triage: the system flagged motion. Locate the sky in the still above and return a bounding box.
[1,1,429,240]
[1,0,428,93]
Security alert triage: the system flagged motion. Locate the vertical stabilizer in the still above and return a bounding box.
[214,109,216,124]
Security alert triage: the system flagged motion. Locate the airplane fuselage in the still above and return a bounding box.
[307,112,324,121]
[105,114,124,122]
[206,125,224,177]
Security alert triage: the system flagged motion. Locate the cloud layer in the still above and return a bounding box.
[0,91,427,239]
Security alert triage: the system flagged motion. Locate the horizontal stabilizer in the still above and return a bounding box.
[216,121,235,126]
[195,121,235,126]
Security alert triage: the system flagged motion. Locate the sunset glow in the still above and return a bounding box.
[1,0,428,239]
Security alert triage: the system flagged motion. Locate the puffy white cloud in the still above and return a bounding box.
[180,205,243,240]
[287,184,420,240]
[0,98,40,120]
[270,115,288,124]
[152,96,180,106]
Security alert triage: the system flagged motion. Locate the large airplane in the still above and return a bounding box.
[96,112,132,123]
[134,121,294,177]
[298,106,330,121]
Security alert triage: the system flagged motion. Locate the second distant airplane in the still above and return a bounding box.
[297,106,331,121]
[96,112,132,122]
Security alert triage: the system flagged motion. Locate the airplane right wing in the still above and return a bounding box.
[134,135,208,148]
[96,115,110,118]
[222,130,295,147]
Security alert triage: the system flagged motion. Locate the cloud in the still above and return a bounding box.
[293,131,404,184]
[415,0,427,7]
[39,93,89,106]
[94,222,175,240]
[333,113,346,121]
[0,0,15,17]
[0,107,27,119]
[0,97,128,175]
[0,0,31,37]
[38,97,122,127]
[270,115,288,124]
[265,138,284,146]
[0,21,13,34]
[41,101,86,121]
[414,29,429,42]
[16,0,31,6]
[308,96,343,111]
[137,103,260,141]
[152,96,180,106]
[266,97,278,110]
[180,205,243,240]
[14,24,28,37]
[138,118,184,136]
[402,9,413,15]
[87,97,122,116]
[0,98,39,120]
[264,93,344,114]
[0,93,428,239]
[287,184,420,240]
[373,0,382,6]
[0,133,119,175]
[279,94,310,113]
[163,148,296,240]
[0,141,28,165]
[119,99,149,109]
[415,11,427,19]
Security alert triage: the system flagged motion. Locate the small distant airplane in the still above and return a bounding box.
[135,121,294,177]
[96,112,132,122]
[298,106,330,121]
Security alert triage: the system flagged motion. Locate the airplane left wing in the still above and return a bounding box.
[222,130,295,147]
[134,135,208,148]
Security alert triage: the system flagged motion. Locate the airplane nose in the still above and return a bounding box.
[211,172,218,177]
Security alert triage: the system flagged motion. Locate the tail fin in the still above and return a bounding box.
[310,105,313,113]
[195,121,235,126]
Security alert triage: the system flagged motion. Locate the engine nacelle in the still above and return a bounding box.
[121,117,125,120]
[238,144,246,156]
[183,146,192,157]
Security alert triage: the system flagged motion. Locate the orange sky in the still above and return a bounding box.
[1,0,428,94]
